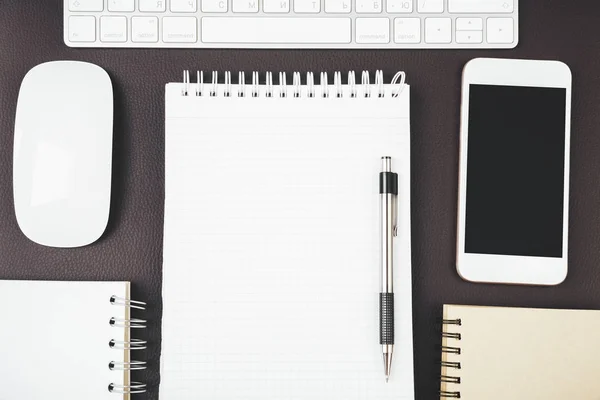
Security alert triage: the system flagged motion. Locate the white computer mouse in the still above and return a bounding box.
[13,61,113,248]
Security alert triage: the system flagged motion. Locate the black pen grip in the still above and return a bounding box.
[379,293,395,345]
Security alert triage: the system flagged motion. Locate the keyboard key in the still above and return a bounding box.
[139,0,166,12]
[171,0,198,12]
[202,0,228,12]
[107,0,134,12]
[356,18,389,43]
[418,0,442,13]
[131,16,159,42]
[163,17,197,42]
[69,0,103,11]
[487,17,513,43]
[356,0,382,13]
[233,0,260,12]
[68,16,96,42]
[387,0,412,13]
[100,16,127,42]
[325,0,352,13]
[394,18,420,43]
[201,17,351,43]
[294,0,320,13]
[425,18,451,43]
[456,17,483,30]
[456,30,482,43]
[325,0,351,13]
[449,0,513,13]
[264,0,290,13]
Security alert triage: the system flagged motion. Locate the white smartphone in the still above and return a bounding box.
[457,58,572,285]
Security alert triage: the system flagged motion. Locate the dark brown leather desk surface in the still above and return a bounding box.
[1,1,599,399]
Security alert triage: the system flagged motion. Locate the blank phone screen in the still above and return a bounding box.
[465,84,567,258]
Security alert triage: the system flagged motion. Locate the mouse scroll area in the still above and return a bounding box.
[13,61,113,248]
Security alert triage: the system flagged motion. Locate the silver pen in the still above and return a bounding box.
[380,156,398,383]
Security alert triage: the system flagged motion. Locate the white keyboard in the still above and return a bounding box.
[64,0,518,49]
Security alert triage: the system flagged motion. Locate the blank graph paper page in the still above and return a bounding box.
[161,79,414,400]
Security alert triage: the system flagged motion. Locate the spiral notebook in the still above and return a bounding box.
[440,304,600,399]
[160,70,414,399]
[0,280,147,399]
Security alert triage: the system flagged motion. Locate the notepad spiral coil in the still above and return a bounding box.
[440,318,462,399]
[108,295,147,395]
[181,70,406,98]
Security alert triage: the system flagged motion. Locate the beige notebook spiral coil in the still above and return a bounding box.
[440,304,600,399]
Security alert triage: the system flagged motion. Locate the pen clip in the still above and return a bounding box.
[393,192,398,237]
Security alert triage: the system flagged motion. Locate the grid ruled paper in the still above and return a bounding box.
[161,81,414,400]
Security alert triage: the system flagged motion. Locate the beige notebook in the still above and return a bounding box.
[440,304,600,399]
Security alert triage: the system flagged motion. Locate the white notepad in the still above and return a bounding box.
[0,280,144,399]
[161,71,414,400]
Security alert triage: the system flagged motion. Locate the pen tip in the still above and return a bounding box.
[383,353,392,383]
[383,352,393,382]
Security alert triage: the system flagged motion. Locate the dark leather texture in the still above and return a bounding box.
[1,1,599,399]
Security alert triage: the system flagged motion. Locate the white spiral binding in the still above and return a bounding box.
[110,338,147,350]
[109,382,147,395]
[322,72,329,98]
[266,72,273,98]
[293,72,301,97]
[110,317,146,328]
[306,72,315,97]
[109,361,147,371]
[375,70,384,97]
[279,72,287,98]
[361,70,371,97]
[196,70,203,96]
[224,71,232,97]
[334,71,342,98]
[108,296,147,395]
[110,296,146,310]
[252,71,259,97]
[238,71,245,97]
[348,71,357,97]
[182,70,190,96]
[210,71,218,97]
[181,70,406,98]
